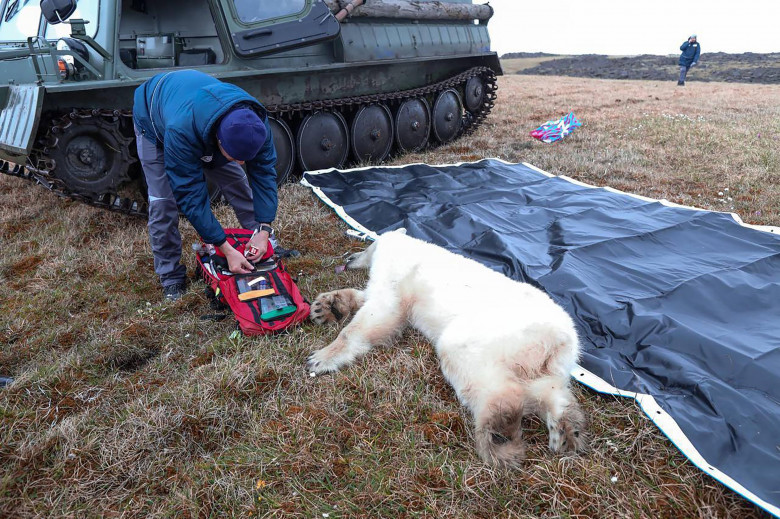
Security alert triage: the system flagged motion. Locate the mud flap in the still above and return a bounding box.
[0,85,44,161]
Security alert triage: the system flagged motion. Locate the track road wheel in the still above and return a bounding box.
[464,76,485,113]
[47,115,134,195]
[394,98,431,153]
[269,117,295,184]
[296,111,349,172]
[350,104,394,163]
[432,88,463,143]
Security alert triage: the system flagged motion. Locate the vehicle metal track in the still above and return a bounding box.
[0,66,497,219]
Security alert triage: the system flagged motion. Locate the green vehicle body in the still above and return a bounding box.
[0,0,501,214]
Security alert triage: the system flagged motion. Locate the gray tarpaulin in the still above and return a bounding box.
[302,159,780,516]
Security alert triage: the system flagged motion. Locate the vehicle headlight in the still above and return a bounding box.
[56,38,89,79]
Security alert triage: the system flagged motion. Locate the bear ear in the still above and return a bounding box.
[381,227,407,237]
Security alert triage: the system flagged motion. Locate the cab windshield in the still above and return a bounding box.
[232,0,306,24]
[0,0,42,41]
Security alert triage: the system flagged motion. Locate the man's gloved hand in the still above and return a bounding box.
[691,62,697,67]
[245,228,270,262]
[219,242,255,274]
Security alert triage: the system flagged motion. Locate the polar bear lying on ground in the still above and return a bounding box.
[307,229,586,467]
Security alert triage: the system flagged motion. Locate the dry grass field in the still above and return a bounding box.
[1,73,778,518]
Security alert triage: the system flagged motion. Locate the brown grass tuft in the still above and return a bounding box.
[0,72,775,518]
[6,254,42,275]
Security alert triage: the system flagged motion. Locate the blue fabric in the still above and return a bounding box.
[302,159,780,516]
[679,41,701,67]
[216,107,267,162]
[133,70,277,245]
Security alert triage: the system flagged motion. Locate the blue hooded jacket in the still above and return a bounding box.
[133,70,277,246]
[679,41,701,67]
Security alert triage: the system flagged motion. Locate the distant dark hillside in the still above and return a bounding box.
[504,52,780,84]
[500,52,557,59]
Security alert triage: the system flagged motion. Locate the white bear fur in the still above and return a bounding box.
[308,229,586,467]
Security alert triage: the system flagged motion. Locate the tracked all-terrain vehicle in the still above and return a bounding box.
[0,0,501,217]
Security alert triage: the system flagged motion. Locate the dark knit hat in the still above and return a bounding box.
[216,107,267,161]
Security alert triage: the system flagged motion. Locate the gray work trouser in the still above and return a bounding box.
[134,125,258,288]
[679,65,691,83]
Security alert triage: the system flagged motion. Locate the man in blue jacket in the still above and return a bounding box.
[133,70,277,301]
[678,34,701,86]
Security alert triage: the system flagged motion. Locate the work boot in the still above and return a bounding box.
[677,81,685,86]
[163,282,187,302]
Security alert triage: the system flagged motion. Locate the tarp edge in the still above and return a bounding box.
[304,158,778,235]
[300,158,780,516]
[551,168,780,235]
[572,366,780,518]
[299,177,379,240]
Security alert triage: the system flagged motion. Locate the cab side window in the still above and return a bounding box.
[232,0,306,24]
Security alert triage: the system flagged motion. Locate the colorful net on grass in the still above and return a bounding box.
[530,112,582,143]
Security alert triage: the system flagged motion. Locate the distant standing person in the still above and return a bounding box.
[678,34,700,86]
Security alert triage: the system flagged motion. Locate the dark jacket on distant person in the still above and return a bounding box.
[133,70,277,246]
[679,41,701,67]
